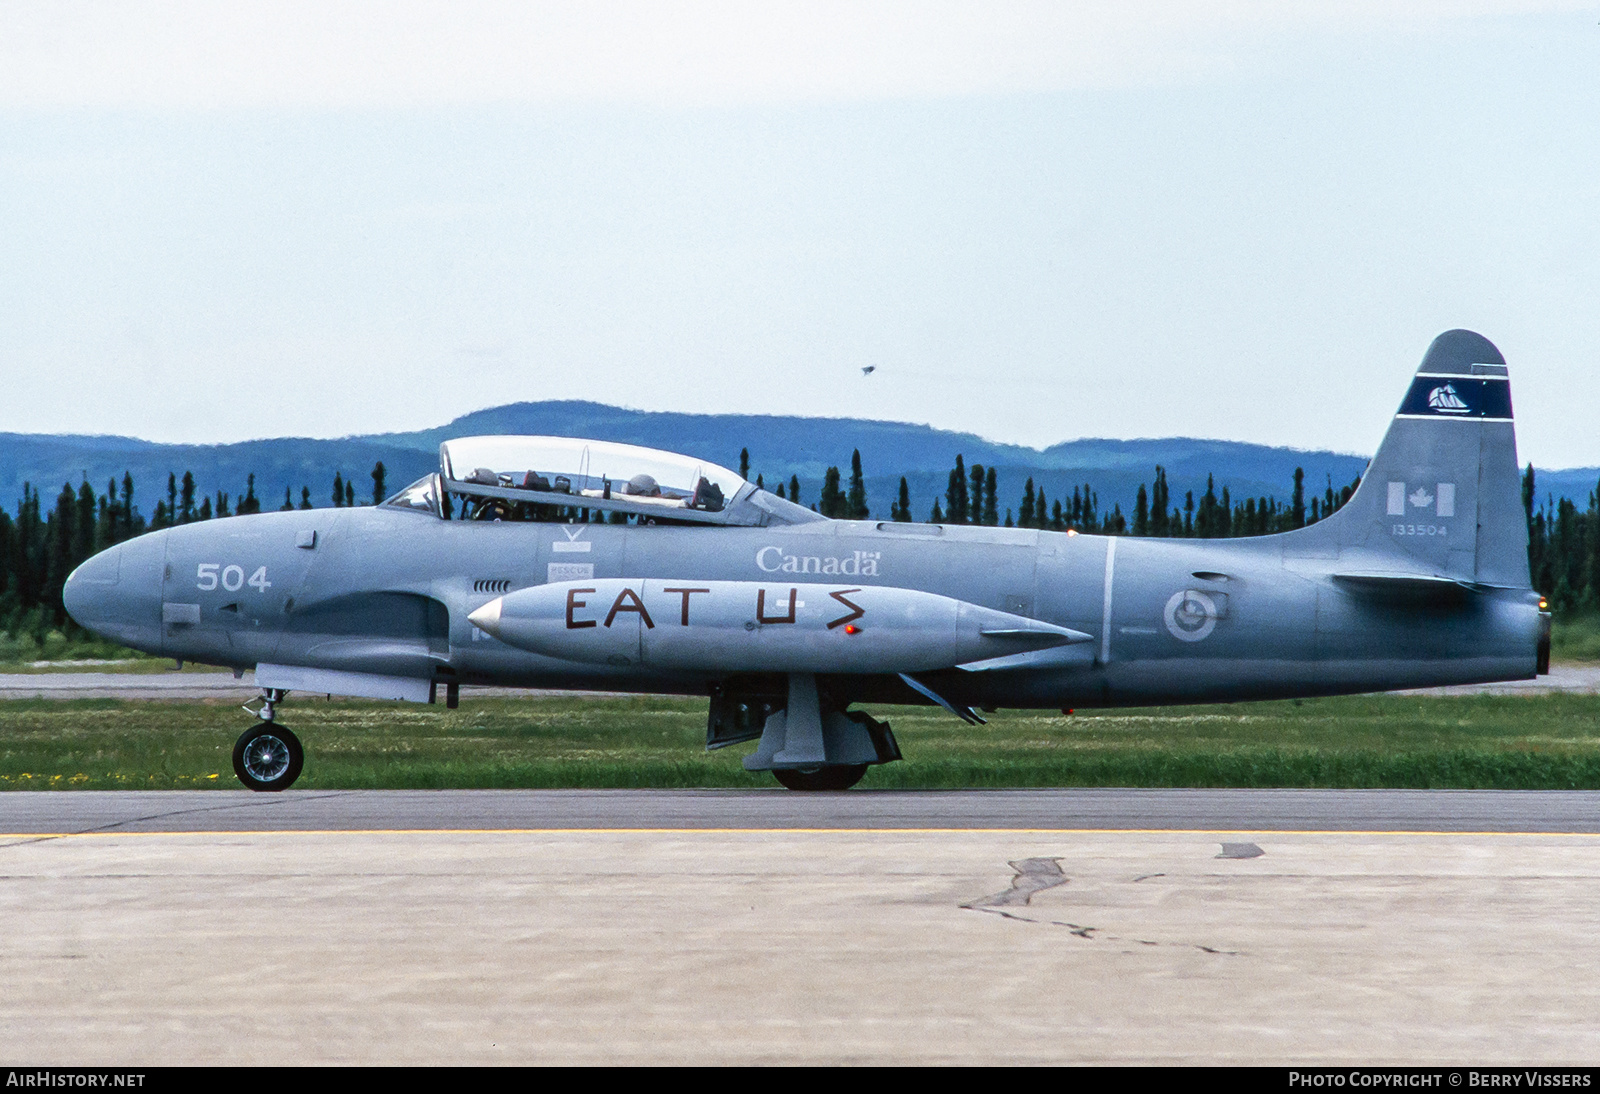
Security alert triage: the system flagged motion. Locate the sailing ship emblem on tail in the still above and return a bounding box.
[1426,383,1471,413]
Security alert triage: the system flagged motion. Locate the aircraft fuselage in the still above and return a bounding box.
[69,506,1543,711]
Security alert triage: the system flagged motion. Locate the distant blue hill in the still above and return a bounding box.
[1,400,1593,523]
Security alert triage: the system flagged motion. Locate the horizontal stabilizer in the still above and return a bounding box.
[978,625,1094,645]
[957,644,1093,673]
[1332,571,1470,590]
[1331,571,1477,601]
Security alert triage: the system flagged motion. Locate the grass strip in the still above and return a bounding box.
[4,692,1600,790]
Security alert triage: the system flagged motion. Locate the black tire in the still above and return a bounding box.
[773,764,868,791]
[232,724,305,792]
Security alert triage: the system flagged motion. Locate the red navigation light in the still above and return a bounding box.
[1539,597,1549,610]
[844,624,860,635]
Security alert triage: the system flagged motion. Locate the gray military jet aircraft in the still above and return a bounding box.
[64,329,1548,791]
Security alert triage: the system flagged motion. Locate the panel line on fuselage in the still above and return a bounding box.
[1100,536,1117,665]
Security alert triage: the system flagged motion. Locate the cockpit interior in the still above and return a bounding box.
[383,436,818,528]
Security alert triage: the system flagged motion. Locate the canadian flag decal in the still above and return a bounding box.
[1387,482,1455,517]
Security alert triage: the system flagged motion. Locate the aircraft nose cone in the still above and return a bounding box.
[63,544,121,624]
[63,534,165,653]
[468,597,503,637]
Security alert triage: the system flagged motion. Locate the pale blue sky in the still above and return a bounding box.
[2,3,1597,466]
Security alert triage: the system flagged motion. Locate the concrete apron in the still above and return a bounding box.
[1,829,1597,1064]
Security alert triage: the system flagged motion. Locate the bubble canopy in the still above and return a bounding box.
[437,436,749,522]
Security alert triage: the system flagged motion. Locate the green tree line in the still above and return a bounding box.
[762,449,1358,539]
[1523,465,1600,612]
[0,463,388,642]
[749,449,1597,613]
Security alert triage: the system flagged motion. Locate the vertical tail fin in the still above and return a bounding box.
[1303,329,1530,588]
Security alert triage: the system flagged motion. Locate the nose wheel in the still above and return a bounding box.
[232,723,304,791]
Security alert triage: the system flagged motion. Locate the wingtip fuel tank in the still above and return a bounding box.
[470,579,1092,675]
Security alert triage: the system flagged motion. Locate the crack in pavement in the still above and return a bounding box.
[962,857,1067,908]
[961,856,1240,956]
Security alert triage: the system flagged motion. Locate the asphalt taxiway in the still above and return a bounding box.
[2,786,1600,834]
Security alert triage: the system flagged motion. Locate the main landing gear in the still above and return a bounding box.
[711,674,901,792]
[773,764,869,792]
[234,688,305,792]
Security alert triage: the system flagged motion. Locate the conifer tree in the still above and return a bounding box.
[179,472,196,524]
[739,448,750,481]
[930,499,944,523]
[97,479,115,546]
[819,467,845,517]
[371,462,386,505]
[984,467,998,526]
[1522,463,1537,537]
[969,463,984,525]
[946,455,968,524]
[0,509,12,603]
[15,484,41,609]
[847,450,868,520]
[1150,467,1169,537]
[240,474,260,515]
[894,477,912,522]
[300,487,313,510]
[1589,476,1600,608]
[333,472,345,508]
[74,481,95,562]
[45,484,76,622]
[1134,484,1149,536]
[122,472,135,537]
[281,488,294,512]
[1198,475,1219,538]
[345,481,354,508]
[789,475,801,506]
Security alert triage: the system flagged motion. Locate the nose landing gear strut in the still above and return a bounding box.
[233,688,304,791]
